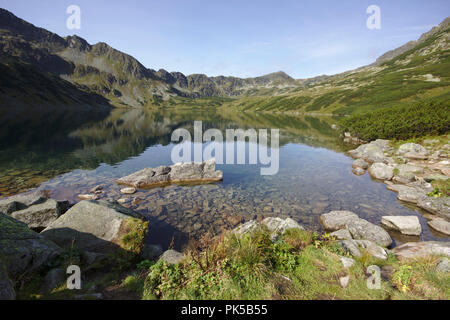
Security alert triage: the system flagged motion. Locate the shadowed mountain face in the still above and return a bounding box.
[0,8,297,107]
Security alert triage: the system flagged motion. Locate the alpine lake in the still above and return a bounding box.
[0,104,447,250]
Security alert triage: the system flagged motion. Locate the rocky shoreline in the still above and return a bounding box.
[1,189,449,299]
[346,136,450,236]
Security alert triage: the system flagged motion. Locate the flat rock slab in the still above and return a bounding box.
[417,197,450,219]
[0,190,47,214]
[427,219,450,236]
[392,241,450,260]
[116,159,223,188]
[381,216,422,236]
[41,200,146,254]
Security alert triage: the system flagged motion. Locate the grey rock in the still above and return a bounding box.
[116,158,222,188]
[397,143,429,157]
[41,200,146,254]
[381,216,422,236]
[338,240,388,260]
[339,276,350,288]
[0,191,47,214]
[338,240,362,257]
[340,256,355,268]
[262,217,304,240]
[0,213,61,280]
[354,240,388,260]
[41,268,65,293]
[81,251,109,270]
[0,259,15,300]
[417,197,450,219]
[346,219,392,247]
[319,211,359,231]
[120,187,137,194]
[427,218,450,236]
[394,164,424,182]
[159,250,184,264]
[10,199,69,230]
[368,163,394,181]
[392,241,450,260]
[424,174,449,183]
[233,220,261,236]
[352,159,369,170]
[436,258,450,272]
[331,229,353,240]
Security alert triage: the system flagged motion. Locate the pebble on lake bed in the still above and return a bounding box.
[120,187,137,195]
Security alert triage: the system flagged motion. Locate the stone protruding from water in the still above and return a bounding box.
[116,159,223,189]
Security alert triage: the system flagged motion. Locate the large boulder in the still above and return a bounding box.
[116,159,223,188]
[10,199,69,230]
[346,219,392,247]
[417,197,450,219]
[0,213,61,280]
[41,200,148,255]
[392,241,450,260]
[381,216,422,236]
[319,211,358,231]
[0,259,15,300]
[368,163,394,181]
[320,211,392,247]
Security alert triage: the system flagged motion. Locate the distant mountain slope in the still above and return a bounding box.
[225,17,450,115]
[0,8,448,112]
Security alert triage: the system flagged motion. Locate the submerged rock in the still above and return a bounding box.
[41,200,147,255]
[381,216,422,236]
[116,159,223,188]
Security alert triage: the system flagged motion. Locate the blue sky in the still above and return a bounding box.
[1,0,449,78]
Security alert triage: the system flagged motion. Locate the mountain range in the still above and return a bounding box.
[0,8,448,112]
